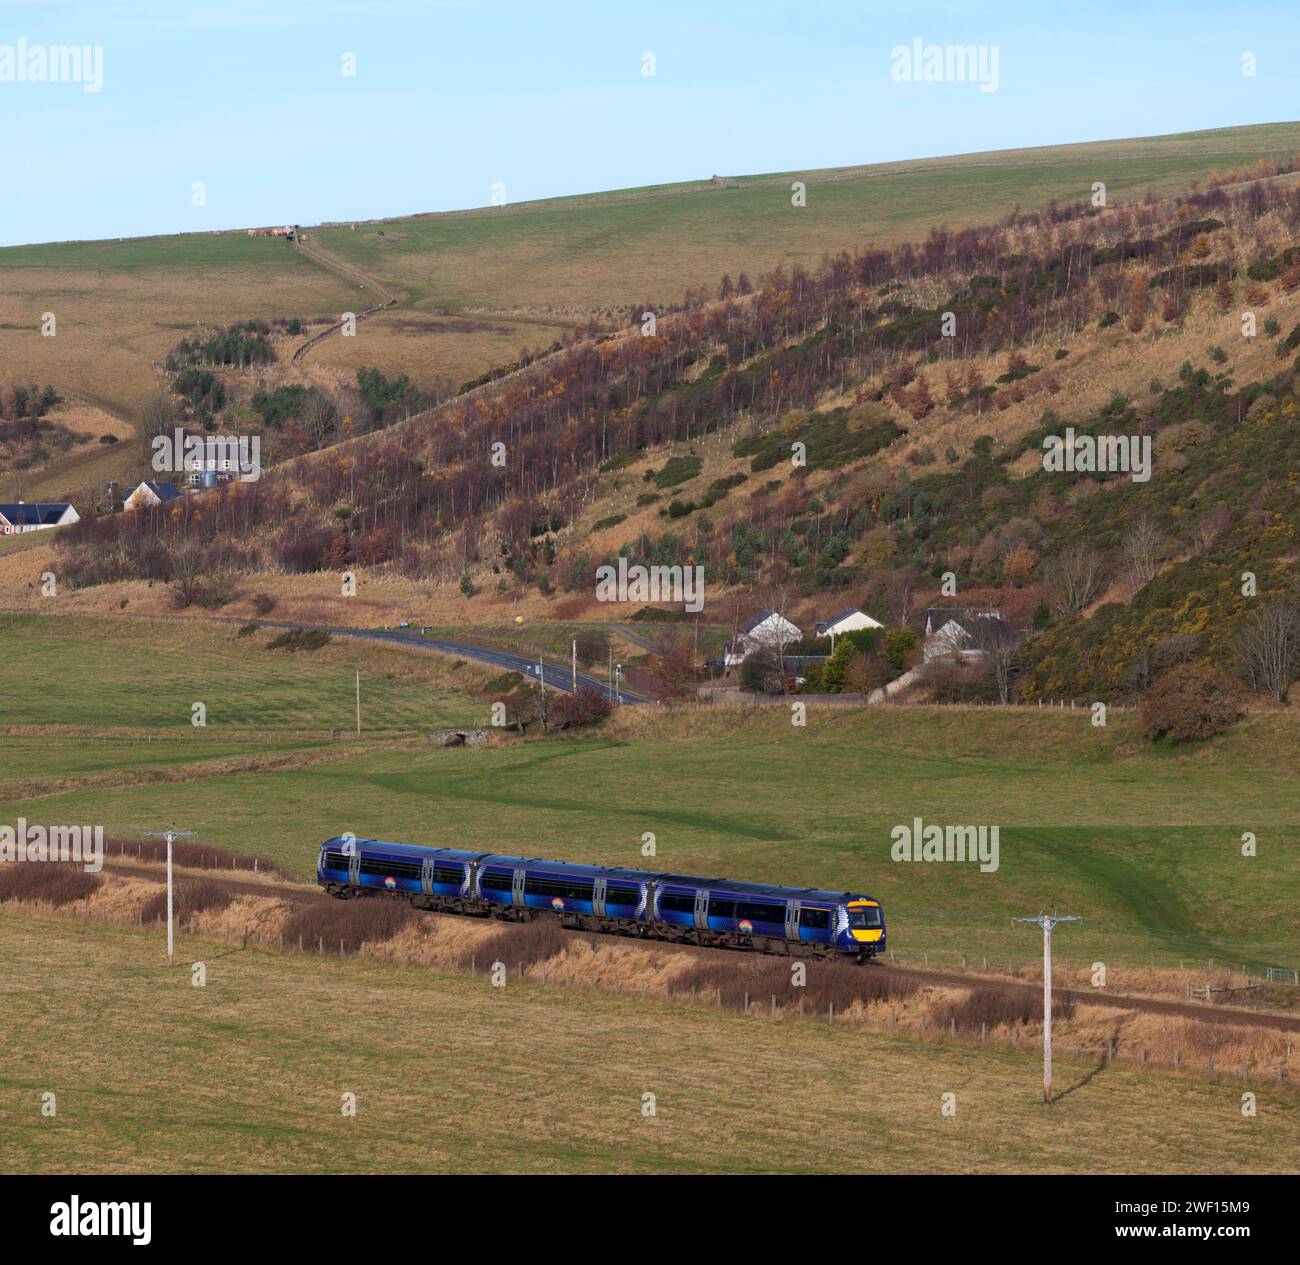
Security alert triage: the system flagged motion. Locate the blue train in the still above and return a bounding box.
[317,836,886,961]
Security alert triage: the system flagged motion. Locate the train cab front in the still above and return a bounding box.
[846,898,885,961]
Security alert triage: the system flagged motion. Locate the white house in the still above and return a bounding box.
[0,501,79,535]
[123,480,182,511]
[815,607,884,645]
[724,609,803,667]
[922,608,1019,661]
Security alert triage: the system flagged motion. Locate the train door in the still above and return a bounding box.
[511,867,526,908]
[347,849,360,888]
[693,888,710,930]
[592,877,607,917]
[784,899,800,941]
[420,857,433,896]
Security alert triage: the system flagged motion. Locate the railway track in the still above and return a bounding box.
[100,858,1300,1033]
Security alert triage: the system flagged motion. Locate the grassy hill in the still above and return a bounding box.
[4,910,1295,1174]
[312,123,1300,314]
[4,122,1299,417]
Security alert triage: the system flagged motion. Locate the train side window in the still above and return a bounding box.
[709,898,736,918]
[800,906,830,930]
[659,891,695,913]
[735,901,782,923]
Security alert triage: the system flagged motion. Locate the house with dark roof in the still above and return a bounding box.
[923,609,1021,661]
[123,480,183,511]
[0,501,79,536]
[723,609,803,666]
[815,607,883,642]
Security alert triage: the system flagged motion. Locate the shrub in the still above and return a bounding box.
[282,896,421,956]
[654,454,702,488]
[266,628,331,652]
[251,592,277,616]
[1139,662,1242,743]
[0,863,101,906]
[548,687,612,731]
[140,879,233,924]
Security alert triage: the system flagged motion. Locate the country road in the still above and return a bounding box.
[208,614,653,704]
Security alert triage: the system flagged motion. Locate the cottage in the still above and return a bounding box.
[923,608,1020,661]
[815,607,884,644]
[122,480,182,511]
[723,609,802,666]
[0,501,79,536]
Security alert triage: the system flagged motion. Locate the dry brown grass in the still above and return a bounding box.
[23,864,1298,1089]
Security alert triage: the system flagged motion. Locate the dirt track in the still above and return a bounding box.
[101,858,1300,1034]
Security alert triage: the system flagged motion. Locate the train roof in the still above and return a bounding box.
[322,838,873,905]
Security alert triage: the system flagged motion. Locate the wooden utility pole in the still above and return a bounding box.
[1013,911,1081,1102]
[537,655,547,729]
[355,669,361,735]
[571,639,577,691]
[143,827,196,966]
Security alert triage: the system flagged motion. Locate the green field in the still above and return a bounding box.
[1,910,1294,1174]
[0,613,488,733]
[3,615,1297,976]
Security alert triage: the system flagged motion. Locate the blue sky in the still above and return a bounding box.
[1,0,1298,247]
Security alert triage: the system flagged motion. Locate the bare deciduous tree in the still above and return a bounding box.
[136,389,176,467]
[168,540,207,608]
[1043,543,1103,616]
[973,619,1025,705]
[1235,591,1300,702]
[1123,513,1166,592]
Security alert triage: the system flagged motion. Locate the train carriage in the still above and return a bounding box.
[317,836,886,961]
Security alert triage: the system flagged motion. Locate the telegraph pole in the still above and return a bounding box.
[571,638,577,691]
[355,669,361,735]
[1012,910,1081,1102]
[537,654,547,729]
[143,827,196,966]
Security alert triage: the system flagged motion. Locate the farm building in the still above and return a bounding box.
[123,480,182,511]
[0,501,79,535]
